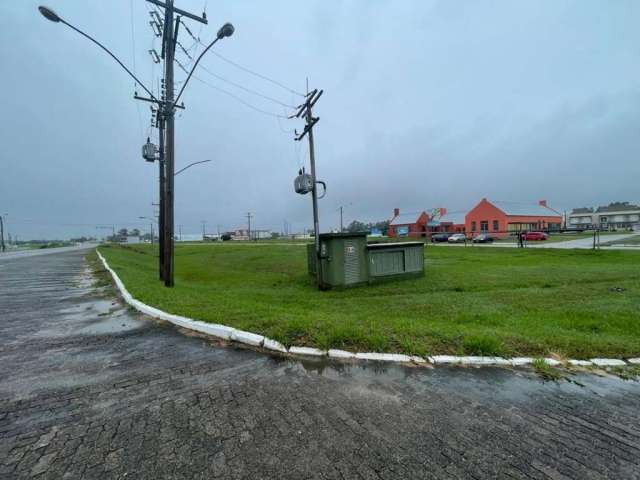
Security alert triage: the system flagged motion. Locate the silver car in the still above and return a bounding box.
[447,233,468,243]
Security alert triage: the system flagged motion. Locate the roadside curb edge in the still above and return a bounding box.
[95,248,632,369]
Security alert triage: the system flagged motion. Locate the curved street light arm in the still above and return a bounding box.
[58,19,159,103]
[173,37,220,108]
[174,159,212,176]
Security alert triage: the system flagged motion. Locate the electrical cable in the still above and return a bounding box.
[130,0,145,140]
[197,63,297,109]
[179,20,304,98]
[175,60,290,119]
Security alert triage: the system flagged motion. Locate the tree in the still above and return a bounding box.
[130,228,141,237]
[118,228,128,237]
[345,219,391,235]
[346,220,367,232]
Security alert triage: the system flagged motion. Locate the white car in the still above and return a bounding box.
[447,233,468,243]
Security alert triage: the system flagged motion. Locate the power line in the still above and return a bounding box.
[210,50,305,97]
[196,63,297,109]
[179,19,304,97]
[130,0,144,140]
[175,60,290,119]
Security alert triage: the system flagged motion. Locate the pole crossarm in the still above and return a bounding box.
[146,0,208,24]
[134,94,185,109]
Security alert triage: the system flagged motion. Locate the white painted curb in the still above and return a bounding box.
[95,248,633,370]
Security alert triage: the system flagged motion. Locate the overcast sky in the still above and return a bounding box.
[2,1,640,239]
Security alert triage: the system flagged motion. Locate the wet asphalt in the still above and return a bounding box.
[1,249,639,479]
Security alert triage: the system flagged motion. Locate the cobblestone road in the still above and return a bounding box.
[1,249,640,479]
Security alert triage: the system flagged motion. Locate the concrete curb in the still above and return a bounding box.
[96,249,634,369]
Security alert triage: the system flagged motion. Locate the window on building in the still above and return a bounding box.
[480,221,488,232]
[471,221,476,232]
[493,220,499,231]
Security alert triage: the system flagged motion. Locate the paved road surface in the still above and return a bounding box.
[1,249,640,479]
[0,243,97,261]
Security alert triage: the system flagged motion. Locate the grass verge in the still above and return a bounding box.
[532,358,563,381]
[97,243,640,359]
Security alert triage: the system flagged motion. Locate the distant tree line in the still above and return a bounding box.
[345,220,390,235]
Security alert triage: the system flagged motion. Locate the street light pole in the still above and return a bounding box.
[39,4,233,287]
[139,217,155,244]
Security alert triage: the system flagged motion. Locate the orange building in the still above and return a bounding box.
[465,198,562,238]
[388,208,429,238]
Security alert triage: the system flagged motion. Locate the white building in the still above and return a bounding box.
[568,202,640,231]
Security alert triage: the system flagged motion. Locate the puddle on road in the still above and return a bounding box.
[76,310,146,335]
[35,296,148,338]
[264,354,640,404]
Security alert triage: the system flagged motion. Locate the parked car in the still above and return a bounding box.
[448,233,468,243]
[431,233,450,243]
[521,231,548,241]
[472,234,494,243]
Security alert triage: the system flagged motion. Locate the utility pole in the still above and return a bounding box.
[201,220,206,240]
[37,2,231,287]
[158,111,165,280]
[246,212,253,241]
[162,1,177,286]
[0,215,5,253]
[293,85,325,289]
[178,224,182,241]
[144,0,232,286]
[340,206,343,232]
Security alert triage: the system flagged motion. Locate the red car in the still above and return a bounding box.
[521,231,548,241]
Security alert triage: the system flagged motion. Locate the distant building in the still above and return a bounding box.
[388,208,429,238]
[567,207,595,230]
[568,202,640,231]
[465,198,562,238]
[123,235,142,244]
[428,208,466,234]
[232,228,271,240]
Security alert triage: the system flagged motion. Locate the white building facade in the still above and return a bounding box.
[568,202,640,231]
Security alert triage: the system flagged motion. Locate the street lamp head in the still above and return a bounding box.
[217,22,235,39]
[38,6,61,23]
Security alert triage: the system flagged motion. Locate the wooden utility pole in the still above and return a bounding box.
[145,0,208,286]
[293,86,325,289]
[157,113,165,280]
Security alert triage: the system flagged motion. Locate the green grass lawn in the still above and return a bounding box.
[96,243,640,359]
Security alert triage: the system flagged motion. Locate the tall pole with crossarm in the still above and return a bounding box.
[38,4,234,287]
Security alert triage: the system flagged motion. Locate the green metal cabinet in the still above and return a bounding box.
[367,242,425,282]
[307,234,425,289]
[308,233,368,288]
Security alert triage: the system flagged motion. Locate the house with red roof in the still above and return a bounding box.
[465,198,562,238]
[388,208,429,238]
